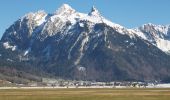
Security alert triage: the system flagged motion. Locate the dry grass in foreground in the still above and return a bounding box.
[0,88,170,100]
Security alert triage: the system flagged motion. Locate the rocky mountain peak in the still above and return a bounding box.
[1,4,170,82]
[55,4,76,16]
[88,6,101,17]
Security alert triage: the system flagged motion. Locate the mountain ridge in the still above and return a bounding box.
[0,4,170,83]
[2,4,170,53]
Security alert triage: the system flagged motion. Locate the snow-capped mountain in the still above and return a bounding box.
[133,24,170,52]
[1,4,137,57]
[1,4,170,82]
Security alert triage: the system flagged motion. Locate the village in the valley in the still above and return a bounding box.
[1,78,169,88]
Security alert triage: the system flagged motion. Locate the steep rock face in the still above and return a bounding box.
[1,4,170,82]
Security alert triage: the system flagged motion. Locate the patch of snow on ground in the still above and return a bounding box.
[130,42,135,46]
[24,48,31,56]
[156,38,170,52]
[77,66,86,72]
[3,42,16,51]
[3,42,13,49]
[79,22,84,27]
[156,84,170,88]
[12,46,17,51]
[125,40,129,43]
[13,31,17,35]
[7,58,13,62]
[93,43,98,50]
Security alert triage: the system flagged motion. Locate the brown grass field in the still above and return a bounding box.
[0,88,170,100]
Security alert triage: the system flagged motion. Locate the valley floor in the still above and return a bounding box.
[0,88,170,100]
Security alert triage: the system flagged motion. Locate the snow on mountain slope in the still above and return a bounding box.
[23,10,47,26]
[1,4,170,82]
[133,23,170,52]
[42,4,136,39]
[1,4,170,53]
[1,4,135,50]
[3,42,17,51]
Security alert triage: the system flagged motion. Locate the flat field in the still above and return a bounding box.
[0,88,170,100]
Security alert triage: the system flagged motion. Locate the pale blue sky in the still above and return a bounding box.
[0,0,170,38]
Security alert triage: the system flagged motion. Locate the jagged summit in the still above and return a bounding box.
[1,3,170,83]
[23,10,47,19]
[2,4,170,53]
[139,23,170,36]
[55,4,76,16]
[88,6,101,16]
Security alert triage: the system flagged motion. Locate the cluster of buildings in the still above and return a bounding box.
[25,78,153,88]
[1,78,168,88]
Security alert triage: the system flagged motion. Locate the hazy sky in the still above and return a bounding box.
[0,0,170,38]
